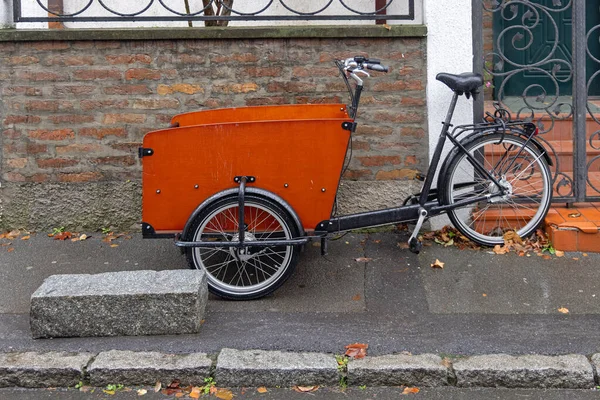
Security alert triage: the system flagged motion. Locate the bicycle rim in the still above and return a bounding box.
[444,134,552,246]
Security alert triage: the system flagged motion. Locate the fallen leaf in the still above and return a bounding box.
[293,386,319,393]
[137,389,147,396]
[555,250,564,257]
[175,393,184,398]
[154,382,161,393]
[568,212,582,218]
[431,259,444,269]
[189,387,201,399]
[7,230,20,239]
[257,387,268,393]
[383,23,391,30]
[402,387,420,394]
[558,307,569,314]
[215,388,234,400]
[373,239,381,244]
[573,257,579,261]
[493,245,509,255]
[444,238,454,247]
[542,255,552,260]
[53,232,72,241]
[7,248,14,252]
[397,242,409,249]
[71,237,80,242]
[482,293,487,297]
[103,390,116,395]
[110,244,119,248]
[352,294,361,301]
[355,257,372,262]
[21,235,30,240]
[583,253,588,257]
[345,343,368,359]
[79,234,88,241]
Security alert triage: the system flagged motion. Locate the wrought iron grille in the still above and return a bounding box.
[13,0,415,23]
[474,0,600,203]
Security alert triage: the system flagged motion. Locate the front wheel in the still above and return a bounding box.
[441,133,552,246]
[185,194,301,300]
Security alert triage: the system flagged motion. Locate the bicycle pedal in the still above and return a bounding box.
[408,237,422,254]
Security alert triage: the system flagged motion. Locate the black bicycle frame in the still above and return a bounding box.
[314,91,515,235]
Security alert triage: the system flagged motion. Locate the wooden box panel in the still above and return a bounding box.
[142,116,352,234]
[171,104,349,127]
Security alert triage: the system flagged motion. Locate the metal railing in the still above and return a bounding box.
[13,0,415,23]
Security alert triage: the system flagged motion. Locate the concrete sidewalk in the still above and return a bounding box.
[1,231,600,389]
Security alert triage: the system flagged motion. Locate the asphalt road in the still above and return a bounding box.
[1,231,600,356]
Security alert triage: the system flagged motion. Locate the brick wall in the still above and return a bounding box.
[0,28,427,230]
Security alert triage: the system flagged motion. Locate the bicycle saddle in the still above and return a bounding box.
[436,72,483,94]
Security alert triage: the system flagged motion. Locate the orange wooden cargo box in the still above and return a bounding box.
[141,104,354,236]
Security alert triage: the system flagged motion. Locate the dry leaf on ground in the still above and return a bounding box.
[402,387,420,394]
[257,387,268,393]
[355,257,373,262]
[137,389,147,396]
[293,386,319,393]
[21,235,30,240]
[431,259,445,269]
[215,388,234,400]
[153,382,161,393]
[189,387,201,399]
[558,307,569,314]
[352,294,361,301]
[345,343,368,359]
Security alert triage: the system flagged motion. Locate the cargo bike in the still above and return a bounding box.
[140,56,553,300]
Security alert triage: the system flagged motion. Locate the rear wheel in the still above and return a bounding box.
[185,194,300,300]
[441,133,552,246]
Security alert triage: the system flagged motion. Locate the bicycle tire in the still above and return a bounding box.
[440,132,552,246]
[185,194,301,300]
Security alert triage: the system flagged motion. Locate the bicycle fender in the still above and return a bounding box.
[436,129,553,192]
[181,187,304,241]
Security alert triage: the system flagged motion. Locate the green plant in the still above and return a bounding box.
[335,355,349,389]
[74,381,83,389]
[101,227,111,235]
[51,226,65,235]
[105,384,124,391]
[359,385,367,390]
[200,377,215,394]
[542,243,556,255]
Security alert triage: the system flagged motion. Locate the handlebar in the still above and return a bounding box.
[367,64,389,72]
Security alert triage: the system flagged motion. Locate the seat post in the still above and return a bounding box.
[442,91,460,135]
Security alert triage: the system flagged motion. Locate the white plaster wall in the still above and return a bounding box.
[424,0,473,228]
[0,0,14,28]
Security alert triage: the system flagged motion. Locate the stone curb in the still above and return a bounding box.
[1,350,599,389]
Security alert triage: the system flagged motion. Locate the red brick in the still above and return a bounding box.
[178,54,205,64]
[244,67,283,78]
[37,158,79,168]
[292,67,338,78]
[6,158,28,168]
[2,86,43,97]
[28,129,75,141]
[25,100,73,112]
[18,71,68,82]
[7,56,39,65]
[103,114,146,124]
[402,127,425,138]
[52,85,96,96]
[405,155,418,165]
[212,53,259,63]
[27,143,48,154]
[213,83,259,94]
[111,142,142,153]
[103,85,152,95]
[2,129,20,139]
[44,55,94,66]
[4,172,26,182]
[79,127,127,139]
[357,155,402,167]
[73,69,121,80]
[343,169,373,179]
[352,140,371,151]
[31,173,48,182]
[56,143,104,154]
[4,115,41,125]
[356,125,394,137]
[266,82,317,93]
[157,84,203,95]
[80,100,129,111]
[245,97,287,106]
[401,97,426,106]
[125,68,161,80]
[295,96,342,104]
[105,54,152,64]
[26,42,70,51]
[132,99,180,110]
[95,41,121,49]
[58,172,103,182]
[375,111,423,123]
[375,169,418,180]
[49,115,95,124]
[91,156,136,167]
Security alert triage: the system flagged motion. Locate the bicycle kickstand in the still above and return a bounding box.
[408,208,428,254]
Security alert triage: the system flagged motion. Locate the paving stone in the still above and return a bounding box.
[30,270,208,338]
[453,354,594,389]
[347,353,449,387]
[215,348,339,387]
[0,351,94,388]
[88,350,212,386]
